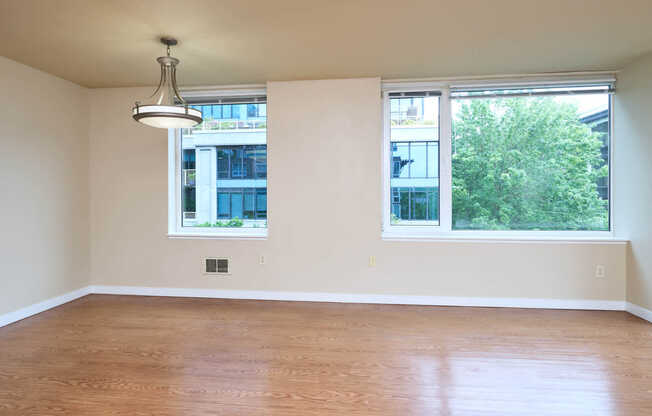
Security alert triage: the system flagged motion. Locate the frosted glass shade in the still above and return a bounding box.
[132,105,202,129]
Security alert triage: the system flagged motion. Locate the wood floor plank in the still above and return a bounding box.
[0,295,650,415]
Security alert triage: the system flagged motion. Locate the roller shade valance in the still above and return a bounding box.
[388,91,442,98]
[181,95,267,105]
[450,84,614,100]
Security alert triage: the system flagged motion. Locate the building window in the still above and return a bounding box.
[383,81,613,237]
[170,93,267,237]
[391,187,439,221]
[216,145,267,180]
[216,188,267,220]
[391,141,438,179]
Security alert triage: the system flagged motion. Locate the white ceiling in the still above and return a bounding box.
[1,0,651,88]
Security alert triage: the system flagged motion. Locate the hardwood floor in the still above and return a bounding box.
[0,295,650,415]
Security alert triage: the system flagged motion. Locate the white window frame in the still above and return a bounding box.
[168,86,268,239]
[381,75,619,242]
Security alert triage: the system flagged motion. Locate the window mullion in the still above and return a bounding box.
[439,87,453,232]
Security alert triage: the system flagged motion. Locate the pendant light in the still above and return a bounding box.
[132,37,202,129]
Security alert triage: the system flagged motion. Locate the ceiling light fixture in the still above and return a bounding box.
[132,37,202,129]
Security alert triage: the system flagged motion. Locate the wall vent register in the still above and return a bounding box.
[204,258,229,275]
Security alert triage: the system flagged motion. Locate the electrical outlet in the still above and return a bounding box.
[369,255,376,267]
[259,255,266,265]
[595,264,605,278]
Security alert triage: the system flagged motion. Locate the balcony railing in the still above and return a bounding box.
[390,117,437,127]
[191,118,267,132]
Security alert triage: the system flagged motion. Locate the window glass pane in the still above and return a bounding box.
[451,92,610,231]
[410,142,427,178]
[389,94,440,225]
[232,104,241,119]
[231,192,243,219]
[182,149,195,169]
[243,146,256,179]
[391,143,410,178]
[256,189,267,219]
[247,104,257,118]
[202,105,212,120]
[213,105,222,119]
[217,149,230,179]
[428,188,438,220]
[217,193,230,218]
[183,188,195,214]
[181,149,196,220]
[254,145,267,179]
[392,187,439,221]
[231,148,244,178]
[243,190,255,219]
[427,142,438,178]
[181,101,267,228]
[399,188,410,219]
[390,188,400,222]
[411,188,429,219]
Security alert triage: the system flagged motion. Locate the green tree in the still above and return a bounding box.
[451,97,608,230]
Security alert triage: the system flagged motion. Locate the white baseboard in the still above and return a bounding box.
[626,302,652,323]
[89,285,626,311]
[0,286,91,328]
[1,285,637,329]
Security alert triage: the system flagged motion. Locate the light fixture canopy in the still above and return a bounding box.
[132,37,202,129]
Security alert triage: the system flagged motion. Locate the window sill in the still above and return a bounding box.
[381,231,628,244]
[168,230,267,240]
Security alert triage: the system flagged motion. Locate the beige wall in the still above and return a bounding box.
[0,56,89,315]
[88,78,626,301]
[614,53,652,310]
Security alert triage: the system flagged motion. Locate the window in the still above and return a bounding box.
[383,81,614,238]
[169,92,267,237]
[387,92,440,226]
